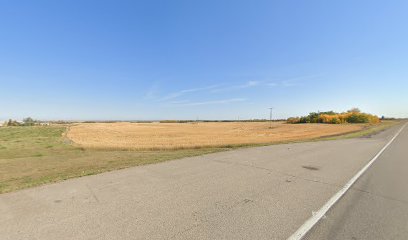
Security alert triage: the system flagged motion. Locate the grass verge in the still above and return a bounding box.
[0,126,229,193]
[320,120,400,140]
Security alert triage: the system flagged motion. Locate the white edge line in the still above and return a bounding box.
[287,123,407,240]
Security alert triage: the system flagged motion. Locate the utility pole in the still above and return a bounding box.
[268,107,273,128]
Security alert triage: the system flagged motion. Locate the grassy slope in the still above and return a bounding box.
[0,121,399,193]
[321,120,400,140]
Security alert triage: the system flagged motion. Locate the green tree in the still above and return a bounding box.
[23,117,36,126]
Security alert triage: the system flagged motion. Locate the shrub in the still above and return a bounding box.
[319,114,341,124]
[287,117,300,124]
[5,119,21,126]
[345,113,379,123]
[346,113,368,123]
[299,116,310,123]
[330,117,341,124]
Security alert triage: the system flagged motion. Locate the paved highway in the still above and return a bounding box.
[0,123,405,239]
[305,122,408,239]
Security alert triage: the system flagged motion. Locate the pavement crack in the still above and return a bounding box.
[169,222,201,240]
[350,187,408,205]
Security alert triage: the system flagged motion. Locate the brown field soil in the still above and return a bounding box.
[67,122,366,150]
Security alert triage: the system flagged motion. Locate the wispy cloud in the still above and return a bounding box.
[277,74,322,87]
[146,74,320,104]
[266,82,278,87]
[211,80,261,93]
[265,76,311,88]
[266,80,299,88]
[238,80,262,88]
[169,100,190,104]
[172,98,246,106]
[210,79,292,93]
[211,75,320,93]
[144,83,160,100]
[158,84,220,101]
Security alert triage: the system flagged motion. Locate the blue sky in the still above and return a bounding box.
[1,0,407,120]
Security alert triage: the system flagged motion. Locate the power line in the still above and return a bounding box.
[268,107,273,128]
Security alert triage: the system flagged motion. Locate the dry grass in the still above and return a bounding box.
[67,122,366,150]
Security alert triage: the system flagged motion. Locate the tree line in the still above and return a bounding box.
[287,108,380,124]
[3,117,41,127]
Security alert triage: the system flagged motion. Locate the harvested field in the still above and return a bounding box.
[67,122,366,150]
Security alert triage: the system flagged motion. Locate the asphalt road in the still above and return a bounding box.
[305,122,408,240]
[0,123,405,240]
